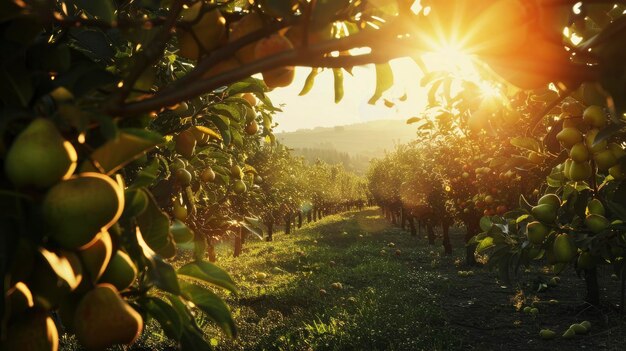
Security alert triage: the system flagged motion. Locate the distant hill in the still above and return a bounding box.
[276,119,417,174]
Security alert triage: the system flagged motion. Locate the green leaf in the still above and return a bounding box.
[149,257,181,295]
[193,125,222,140]
[299,68,319,96]
[143,297,184,340]
[179,281,237,338]
[207,114,231,146]
[510,137,540,152]
[368,63,394,105]
[479,216,493,232]
[211,104,242,122]
[171,220,195,244]
[130,159,161,188]
[137,191,173,252]
[81,129,163,174]
[178,261,237,294]
[0,60,33,107]
[180,325,213,351]
[333,68,344,103]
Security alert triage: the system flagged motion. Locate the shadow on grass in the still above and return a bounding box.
[205,208,459,351]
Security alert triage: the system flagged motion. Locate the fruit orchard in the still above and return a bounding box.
[2,0,626,350]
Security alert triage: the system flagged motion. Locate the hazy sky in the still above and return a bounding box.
[266,58,429,132]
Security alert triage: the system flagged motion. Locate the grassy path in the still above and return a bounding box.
[133,208,625,351]
[205,208,457,350]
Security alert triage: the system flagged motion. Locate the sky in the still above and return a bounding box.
[266,58,430,132]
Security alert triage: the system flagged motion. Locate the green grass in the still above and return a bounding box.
[202,209,458,351]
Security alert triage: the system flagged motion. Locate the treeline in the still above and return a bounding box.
[291,147,371,174]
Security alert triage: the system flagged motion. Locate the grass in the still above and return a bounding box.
[200,208,458,351]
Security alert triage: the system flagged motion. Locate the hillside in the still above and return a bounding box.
[276,119,417,174]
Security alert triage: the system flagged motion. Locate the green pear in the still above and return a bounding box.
[577,251,595,269]
[571,323,588,334]
[553,234,576,263]
[556,127,583,148]
[594,149,617,171]
[609,164,624,179]
[562,327,576,339]
[3,310,59,351]
[99,250,137,291]
[79,230,113,283]
[582,105,607,128]
[570,142,589,162]
[608,143,626,159]
[4,118,77,188]
[527,221,549,244]
[538,194,561,208]
[531,204,557,223]
[585,129,607,153]
[569,161,592,181]
[563,158,573,179]
[42,172,124,249]
[74,284,143,350]
[586,198,605,216]
[539,329,556,339]
[580,320,591,331]
[585,214,609,233]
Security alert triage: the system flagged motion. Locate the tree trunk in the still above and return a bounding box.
[442,221,452,255]
[465,218,479,266]
[585,267,600,306]
[285,214,292,234]
[400,208,407,230]
[312,208,317,222]
[307,211,312,223]
[208,243,216,262]
[233,227,242,257]
[427,222,435,245]
[266,221,274,242]
[298,212,303,228]
[408,216,416,237]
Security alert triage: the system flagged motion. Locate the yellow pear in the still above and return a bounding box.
[42,173,124,249]
[99,250,137,291]
[175,129,196,158]
[556,127,583,149]
[5,118,77,188]
[4,310,59,351]
[74,284,143,350]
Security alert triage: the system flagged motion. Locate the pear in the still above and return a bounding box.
[577,251,595,269]
[233,179,247,194]
[580,320,591,331]
[608,142,626,159]
[74,284,143,350]
[585,129,607,153]
[582,105,607,128]
[539,329,556,339]
[570,323,588,334]
[586,198,605,216]
[175,129,196,158]
[29,249,83,309]
[553,234,576,263]
[570,142,589,162]
[527,221,549,244]
[99,250,138,291]
[585,214,609,233]
[594,149,617,171]
[42,172,124,249]
[556,127,583,148]
[569,161,592,181]
[562,327,576,339]
[79,230,113,283]
[538,194,561,208]
[6,282,34,320]
[531,204,557,224]
[5,118,77,188]
[4,310,59,351]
